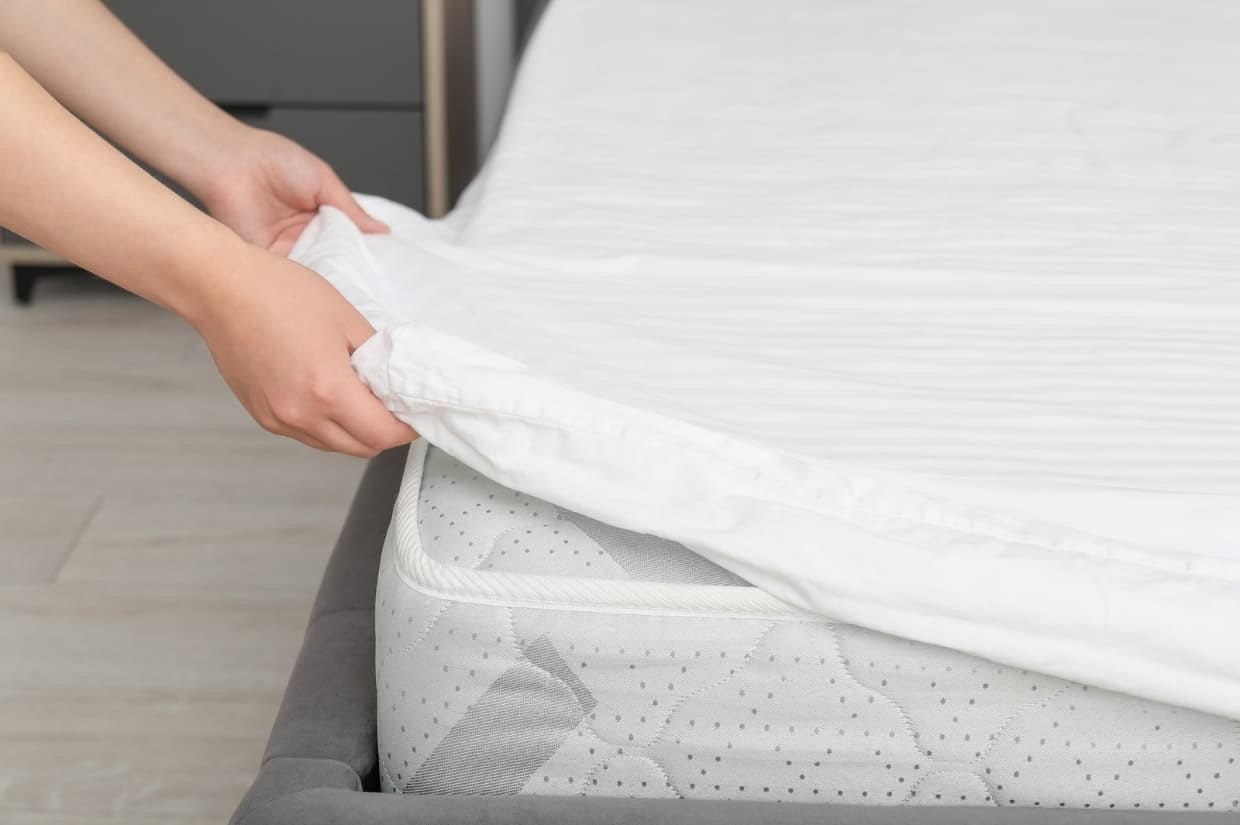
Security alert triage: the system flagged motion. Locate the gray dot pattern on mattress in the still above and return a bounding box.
[376,447,1240,810]
[554,508,748,586]
[416,446,747,585]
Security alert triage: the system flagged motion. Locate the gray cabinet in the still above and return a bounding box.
[104,0,423,107]
[103,0,426,210]
[239,109,425,206]
[4,1,427,302]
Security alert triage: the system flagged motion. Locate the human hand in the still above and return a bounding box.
[196,126,388,256]
[192,243,415,457]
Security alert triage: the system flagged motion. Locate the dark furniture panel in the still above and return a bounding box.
[104,0,422,107]
[5,110,425,230]
[249,108,425,208]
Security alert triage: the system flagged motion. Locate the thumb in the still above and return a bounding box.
[339,302,378,355]
[319,171,390,235]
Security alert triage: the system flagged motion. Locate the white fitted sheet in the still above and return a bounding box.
[292,0,1240,718]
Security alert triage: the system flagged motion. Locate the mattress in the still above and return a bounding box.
[376,441,1239,810]
[292,0,1240,719]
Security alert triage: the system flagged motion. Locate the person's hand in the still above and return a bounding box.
[191,243,415,457]
[196,126,388,256]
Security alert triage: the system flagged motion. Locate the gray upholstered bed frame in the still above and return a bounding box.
[228,446,1235,825]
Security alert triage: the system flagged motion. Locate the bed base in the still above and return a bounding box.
[229,446,1236,825]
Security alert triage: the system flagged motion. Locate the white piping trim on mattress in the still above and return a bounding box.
[393,440,810,620]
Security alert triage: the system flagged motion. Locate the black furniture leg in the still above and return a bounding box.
[12,267,38,305]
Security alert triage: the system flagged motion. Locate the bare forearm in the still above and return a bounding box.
[0,0,244,199]
[0,13,409,458]
[0,54,248,322]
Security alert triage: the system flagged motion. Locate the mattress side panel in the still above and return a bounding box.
[378,584,1240,809]
[375,445,1240,809]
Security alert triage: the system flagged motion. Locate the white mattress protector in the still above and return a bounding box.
[291,0,1240,719]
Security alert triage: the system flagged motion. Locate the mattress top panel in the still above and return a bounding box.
[416,445,748,587]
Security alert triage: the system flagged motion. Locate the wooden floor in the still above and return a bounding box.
[0,273,366,825]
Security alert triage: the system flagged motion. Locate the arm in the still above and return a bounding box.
[0,54,412,456]
[0,0,386,253]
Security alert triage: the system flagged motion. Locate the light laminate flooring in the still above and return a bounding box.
[0,273,366,824]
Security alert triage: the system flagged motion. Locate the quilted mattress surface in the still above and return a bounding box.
[293,0,1240,718]
[376,442,1240,809]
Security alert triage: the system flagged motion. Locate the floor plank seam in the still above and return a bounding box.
[49,495,106,583]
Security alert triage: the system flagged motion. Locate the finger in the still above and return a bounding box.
[268,218,312,257]
[332,301,378,354]
[319,170,390,235]
[330,377,417,453]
